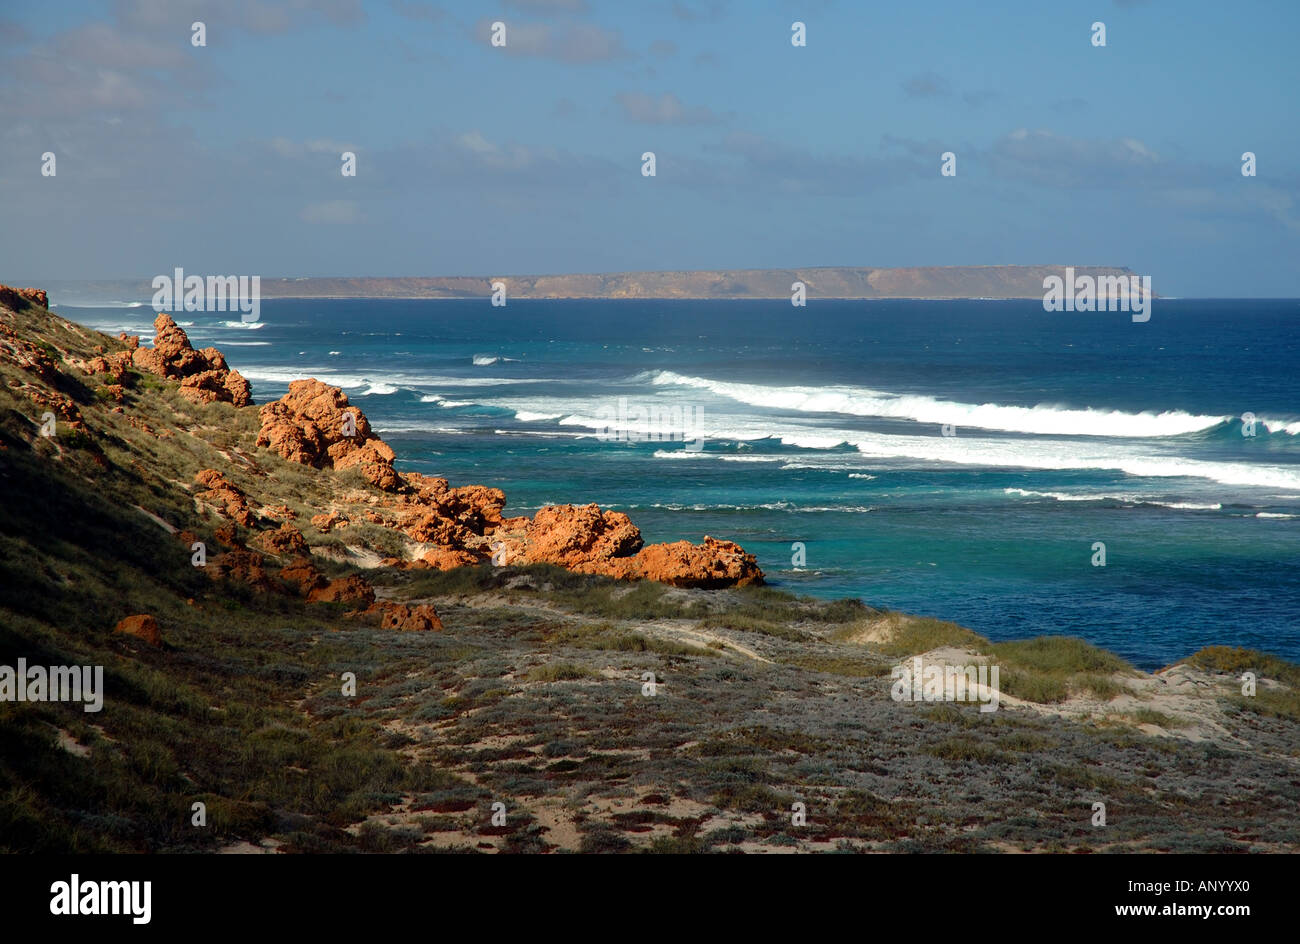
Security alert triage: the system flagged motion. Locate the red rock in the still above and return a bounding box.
[360,601,444,631]
[207,550,278,592]
[0,285,48,311]
[194,469,256,527]
[84,350,133,382]
[279,557,328,595]
[421,546,484,569]
[524,503,643,570]
[622,536,763,588]
[132,314,252,407]
[0,323,61,383]
[24,388,82,425]
[214,524,243,548]
[307,575,376,607]
[256,380,400,490]
[254,521,309,557]
[114,614,161,646]
[310,511,349,533]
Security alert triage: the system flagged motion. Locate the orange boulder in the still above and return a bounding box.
[114,614,162,646]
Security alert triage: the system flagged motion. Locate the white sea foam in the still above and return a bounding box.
[419,394,477,408]
[650,370,1231,437]
[1261,416,1300,436]
[1003,488,1222,510]
[637,420,1300,489]
[240,366,551,388]
[646,501,876,513]
[373,422,467,434]
[221,320,264,329]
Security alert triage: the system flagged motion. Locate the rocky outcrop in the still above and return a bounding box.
[84,350,133,383]
[254,521,309,558]
[278,558,327,596]
[207,550,277,593]
[420,546,484,570]
[256,380,399,490]
[310,511,349,533]
[0,323,61,384]
[361,602,444,631]
[307,574,375,607]
[616,536,763,588]
[247,375,763,586]
[522,504,643,570]
[114,614,161,646]
[500,504,763,586]
[194,469,255,528]
[0,286,48,310]
[132,314,252,407]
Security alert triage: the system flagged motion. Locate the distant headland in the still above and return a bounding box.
[37,265,1146,305]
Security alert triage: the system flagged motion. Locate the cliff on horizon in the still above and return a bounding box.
[38,265,1145,304]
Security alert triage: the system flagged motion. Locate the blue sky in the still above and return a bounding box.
[1,0,1298,294]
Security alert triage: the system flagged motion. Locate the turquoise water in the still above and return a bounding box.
[66,298,1300,668]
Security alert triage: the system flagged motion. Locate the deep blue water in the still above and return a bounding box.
[65,298,1300,669]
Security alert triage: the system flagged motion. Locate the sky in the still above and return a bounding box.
[1,0,1298,295]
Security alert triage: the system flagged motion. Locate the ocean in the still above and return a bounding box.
[63,297,1300,669]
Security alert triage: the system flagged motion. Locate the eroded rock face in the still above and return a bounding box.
[194,469,255,528]
[497,504,763,586]
[253,521,309,558]
[278,557,327,596]
[420,546,484,570]
[310,511,349,533]
[195,374,762,587]
[0,322,61,384]
[307,574,375,607]
[207,550,277,593]
[256,380,399,490]
[132,314,252,406]
[619,536,763,588]
[366,602,444,631]
[0,285,48,311]
[113,614,161,646]
[523,503,644,569]
[84,350,133,383]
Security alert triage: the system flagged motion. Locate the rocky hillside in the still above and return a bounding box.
[1,296,762,601]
